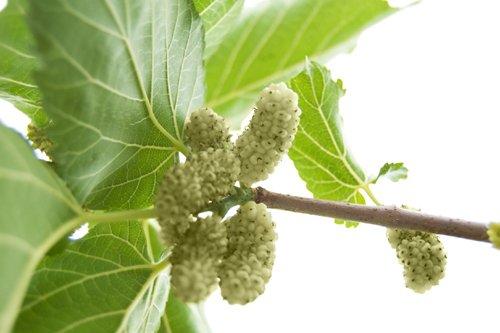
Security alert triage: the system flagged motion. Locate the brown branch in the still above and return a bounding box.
[254,187,490,243]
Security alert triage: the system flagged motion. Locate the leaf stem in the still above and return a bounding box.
[254,187,490,243]
[154,256,170,272]
[361,185,382,206]
[82,208,157,224]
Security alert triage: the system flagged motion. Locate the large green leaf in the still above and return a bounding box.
[0,124,82,333]
[0,0,47,126]
[193,0,244,59]
[14,221,170,333]
[205,0,396,125]
[289,61,367,208]
[28,0,205,209]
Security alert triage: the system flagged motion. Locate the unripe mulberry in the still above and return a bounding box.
[218,201,277,304]
[170,215,227,303]
[185,107,231,152]
[155,163,204,245]
[387,229,447,293]
[487,222,500,249]
[156,147,240,246]
[27,123,53,158]
[235,83,301,185]
[189,147,241,203]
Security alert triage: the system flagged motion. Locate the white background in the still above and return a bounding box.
[2,0,500,332]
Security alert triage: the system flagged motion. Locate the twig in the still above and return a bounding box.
[254,187,490,243]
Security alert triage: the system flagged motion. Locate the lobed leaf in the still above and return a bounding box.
[205,0,396,125]
[28,0,205,210]
[0,124,81,333]
[14,221,169,333]
[193,0,244,59]
[0,0,47,126]
[289,61,367,223]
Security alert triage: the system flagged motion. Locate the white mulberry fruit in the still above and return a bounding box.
[185,107,231,152]
[387,229,447,293]
[218,201,277,304]
[156,147,240,246]
[170,215,227,303]
[189,147,241,203]
[155,162,205,245]
[235,82,301,185]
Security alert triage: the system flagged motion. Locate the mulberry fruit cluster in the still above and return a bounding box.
[218,201,277,304]
[156,83,291,304]
[185,107,231,152]
[487,222,500,249]
[236,82,301,185]
[387,229,447,293]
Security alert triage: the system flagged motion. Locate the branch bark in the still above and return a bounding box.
[254,187,490,243]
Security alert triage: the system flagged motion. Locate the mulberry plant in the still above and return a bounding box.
[1,1,499,333]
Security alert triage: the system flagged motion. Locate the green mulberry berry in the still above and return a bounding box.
[189,147,241,203]
[156,147,240,246]
[387,229,447,293]
[27,123,53,158]
[170,215,227,303]
[487,222,500,249]
[185,107,231,152]
[235,82,301,185]
[155,163,205,246]
[218,201,277,304]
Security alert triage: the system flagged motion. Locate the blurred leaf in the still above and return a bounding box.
[205,0,396,126]
[14,221,169,333]
[0,124,81,333]
[334,219,359,228]
[193,0,244,58]
[158,293,212,333]
[28,0,205,209]
[0,0,47,126]
[289,61,368,225]
[371,162,408,183]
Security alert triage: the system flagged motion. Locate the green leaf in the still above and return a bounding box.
[289,60,368,212]
[0,0,47,126]
[158,292,211,333]
[205,0,396,125]
[334,219,359,228]
[0,124,82,333]
[193,0,244,59]
[14,221,169,333]
[28,0,205,209]
[371,162,408,184]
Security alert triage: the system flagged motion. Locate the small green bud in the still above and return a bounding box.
[27,123,53,158]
